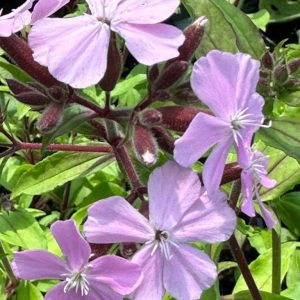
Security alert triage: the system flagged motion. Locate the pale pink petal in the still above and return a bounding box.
[173,191,236,243]
[51,220,91,271]
[113,0,180,24]
[131,245,164,300]
[29,16,110,88]
[13,10,32,32]
[88,255,142,295]
[84,196,153,243]
[148,161,201,230]
[113,22,184,65]
[31,0,70,23]
[86,0,105,18]
[174,112,231,167]
[191,50,259,119]
[164,244,217,300]
[241,172,256,217]
[88,283,123,300]
[203,138,233,194]
[45,282,88,300]
[0,18,15,36]
[257,194,276,228]
[13,250,67,280]
[260,175,276,188]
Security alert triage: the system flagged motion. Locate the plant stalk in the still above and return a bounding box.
[0,241,18,287]
[272,228,281,294]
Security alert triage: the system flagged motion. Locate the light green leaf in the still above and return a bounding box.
[233,242,300,293]
[228,290,293,300]
[0,210,47,249]
[12,152,109,198]
[247,9,270,31]
[16,282,43,300]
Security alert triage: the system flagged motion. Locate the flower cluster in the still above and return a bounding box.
[2,0,277,299]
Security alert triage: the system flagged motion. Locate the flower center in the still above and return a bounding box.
[62,266,91,296]
[146,229,179,260]
[229,108,271,144]
[247,152,267,183]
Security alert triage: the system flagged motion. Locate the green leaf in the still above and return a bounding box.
[0,210,47,249]
[16,282,43,300]
[228,290,293,300]
[247,9,270,31]
[286,250,300,287]
[233,242,300,293]
[274,193,300,236]
[255,142,300,201]
[0,59,32,83]
[12,152,108,198]
[259,116,300,163]
[182,0,265,58]
[259,0,300,23]
[282,284,300,300]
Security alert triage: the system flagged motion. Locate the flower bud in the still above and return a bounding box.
[36,103,64,134]
[261,51,274,70]
[287,58,300,74]
[47,86,69,103]
[14,91,50,107]
[172,83,199,104]
[273,63,289,85]
[138,108,162,128]
[148,64,159,82]
[154,60,188,91]
[99,33,122,91]
[7,79,37,94]
[133,124,158,165]
[159,106,206,132]
[151,126,174,154]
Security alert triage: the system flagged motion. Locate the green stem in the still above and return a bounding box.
[60,181,71,220]
[0,241,18,286]
[272,228,281,294]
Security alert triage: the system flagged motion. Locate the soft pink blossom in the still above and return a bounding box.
[84,161,236,300]
[28,0,185,88]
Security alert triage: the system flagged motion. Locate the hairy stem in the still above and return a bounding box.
[272,228,281,294]
[0,241,18,286]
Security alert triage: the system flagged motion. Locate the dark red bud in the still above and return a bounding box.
[287,58,300,74]
[120,243,137,258]
[172,86,199,104]
[99,33,122,91]
[151,126,175,154]
[47,86,69,103]
[36,103,64,134]
[155,60,188,91]
[133,124,158,165]
[159,106,209,132]
[261,51,274,70]
[7,79,37,94]
[153,90,171,101]
[0,35,59,87]
[15,91,50,107]
[138,108,162,127]
[148,64,159,82]
[273,63,289,85]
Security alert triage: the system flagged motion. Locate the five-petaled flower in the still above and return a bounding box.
[28,0,185,88]
[13,220,142,300]
[84,161,236,300]
[238,144,277,228]
[174,50,269,195]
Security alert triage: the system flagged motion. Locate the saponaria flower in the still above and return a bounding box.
[0,0,69,37]
[174,50,270,195]
[84,161,236,300]
[13,220,142,300]
[28,0,185,88]
[238,144,277,228]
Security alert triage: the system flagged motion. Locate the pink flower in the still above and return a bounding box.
[84,161,236,300]
[28,0,185,88]
[13,220,142,300]
[238,145,277,228]
[0,0,69,37]
[174,50,269,194]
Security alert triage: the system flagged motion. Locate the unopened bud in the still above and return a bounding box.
[172,85,198,104]
[15,91,50,107]
[159,106,207,132]
[261,51,274,69]
[273,64,289,85]
[7,79,37,94]
[287,58,300,74]
[285,78,300,89]
[153,90,171,101]
[257,78,272,96]
[99,33,122,91]
[138,108,162,127]
[120,243,137,258]
[47,86,68,103]
[151,126,175,154]
[148,65,159,82]
[155,60,188,91]
[168,16,207,65]
[36,103,64,134]
[133,124,158,165]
